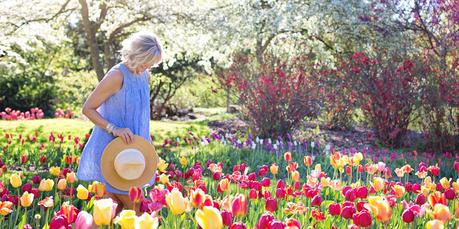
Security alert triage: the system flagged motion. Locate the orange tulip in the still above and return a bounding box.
[291,170,300,182]
[364,196,392,223]
[57,179,67,191]
[217,178,229,193]
[428,192,446,207]
[392,185,405,198]
[429,204,451,223]
[270,164,278,175]
[0,201,13,216]
[304,156,312,167]
[455,202,459,219]
[20,191,34,207]
[66,172,76,184]
[90,181,106,198]
[425,219,444,229]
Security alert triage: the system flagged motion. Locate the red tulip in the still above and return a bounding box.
[402,209,414,223]
[358,164,364,173]
[40,155,47,164]
[276,188,286,199]
[248,172,256,181]
[345,166,352,175]
[249,189,258,199]
[129,187,142,203]
[50,214,70,229]
[328,203,341,216]
[284,152,292,162]
[231,194,247,217]
[454,161,459,174]
[353,210,372,227]
[32,176,41,184]
[341,206,356,219]
[230,222,246,229]
[265,198,277,212]
[256,212,274,229]
[56,202,79,224]
[269,220,286,229]
[444,188,456,200]
[285,218,301,229]
[276,180,285,189]
[345,189,357,202]
[260,177,270,187]
[20,155,28,164]
[221,210,233,227]
[356,186,368,199]
[311,195,322,207]
[428,165,440,176]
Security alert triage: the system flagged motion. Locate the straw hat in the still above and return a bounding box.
[101,135,159,191]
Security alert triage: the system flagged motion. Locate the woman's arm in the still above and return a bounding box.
[82,69,134,144]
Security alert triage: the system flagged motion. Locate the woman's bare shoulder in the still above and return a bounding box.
[98,69,123,92]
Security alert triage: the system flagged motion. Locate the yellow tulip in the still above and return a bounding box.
[291,170,300,182]
[429,204,451,223]
[452,179,459,193]
[136,212,159,229]
[195,206,223,229]
[165,188,190,215]
[20,191,34,207]
[93,198,117,226]
[49,166,61,177]
[372,177,385,192]
[9,173,22,188]
[315,164,321,172]
[76,184,89,200]
[179,156,188,166]
[38,179,54,192]
[392,185,405,198]
[439,177,450,189]
[425,219,444,229]
[114,210,136,229]
[159,174,169,184]
[57,179,67,191]
[364,196,392,223]
[320,177,330,187]
[270,164,278,175]
[353,153,363,165]
[157,158,168,173]
[66,172,76,184]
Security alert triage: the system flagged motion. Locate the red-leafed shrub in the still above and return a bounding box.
[226,54,321,138]
[346,52,422,147]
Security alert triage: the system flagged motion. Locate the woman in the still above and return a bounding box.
[76,31,162,215]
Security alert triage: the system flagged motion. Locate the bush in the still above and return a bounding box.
[55,71,97,112]
[227,54,321,138]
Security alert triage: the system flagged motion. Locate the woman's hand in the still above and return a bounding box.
[112,128,134,144]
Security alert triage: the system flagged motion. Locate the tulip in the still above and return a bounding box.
[190,188,206,208]
[353,210,372,227]
[32,175,41,184]
[393,185,405,198]
[402,209,414,223]
[328,203,341,216]
[231,194,247,217]
[159,173,169,184]
[49,166,61,177]
[10,173,22,188]
[304,156,312,167]
[50,214,70,229]
[58,201,80,224]
[179,156,188,166]
[195,206,223,229]
[230,222,246,229]
[93,198,117,226]
[284,152,292,162]
[0,201,13,216]
[416,194,426,205]
[58,179,67,191]
[38,179,54,192]
[364,196,392,223]
[372,177,385,192]
[77,185,89,200]
[20,191,34,207]
[114,210,136,229]
[270,164,278,175]
[285,218,301,229]
[311,195,322,207]
[428,192,446,207]
[444,188,455,200]
[157,158,168,173]
[90,181,106,198]
[217,178,229,193]
[221,210,233,227]
[128,187,142,203]
[66,172,76,184]
[165,188,190,215]
[75,211,95,229]
[291,170,300,182]
[38,196,54,208]
[256,212,274,229]
[429,204,451,222]
[249,189,258,199]
[425,219,444,229]
[341,205,356,219]
[265,198,277,212]
[137,212,159,229]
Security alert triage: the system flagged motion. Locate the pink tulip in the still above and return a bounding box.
[75,211,95,229]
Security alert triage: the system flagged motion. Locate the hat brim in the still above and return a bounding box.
[101,135,159,191]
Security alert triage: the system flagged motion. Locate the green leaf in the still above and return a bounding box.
[17,213,27,229]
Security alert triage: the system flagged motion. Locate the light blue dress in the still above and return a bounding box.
[76,63,155,195]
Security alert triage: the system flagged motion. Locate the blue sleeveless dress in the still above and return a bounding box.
[76,63,155,195]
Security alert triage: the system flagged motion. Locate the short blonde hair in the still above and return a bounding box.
[120,31,163,70]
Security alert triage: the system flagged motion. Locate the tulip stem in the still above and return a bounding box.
[14,205,21,225]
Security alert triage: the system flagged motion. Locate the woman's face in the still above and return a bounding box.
[136,59,158,73]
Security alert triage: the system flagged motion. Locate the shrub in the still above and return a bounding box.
[228,54,321,138]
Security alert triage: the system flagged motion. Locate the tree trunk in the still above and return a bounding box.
[79,0,105,81]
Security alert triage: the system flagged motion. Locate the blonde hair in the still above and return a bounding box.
[120,31,163,70]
